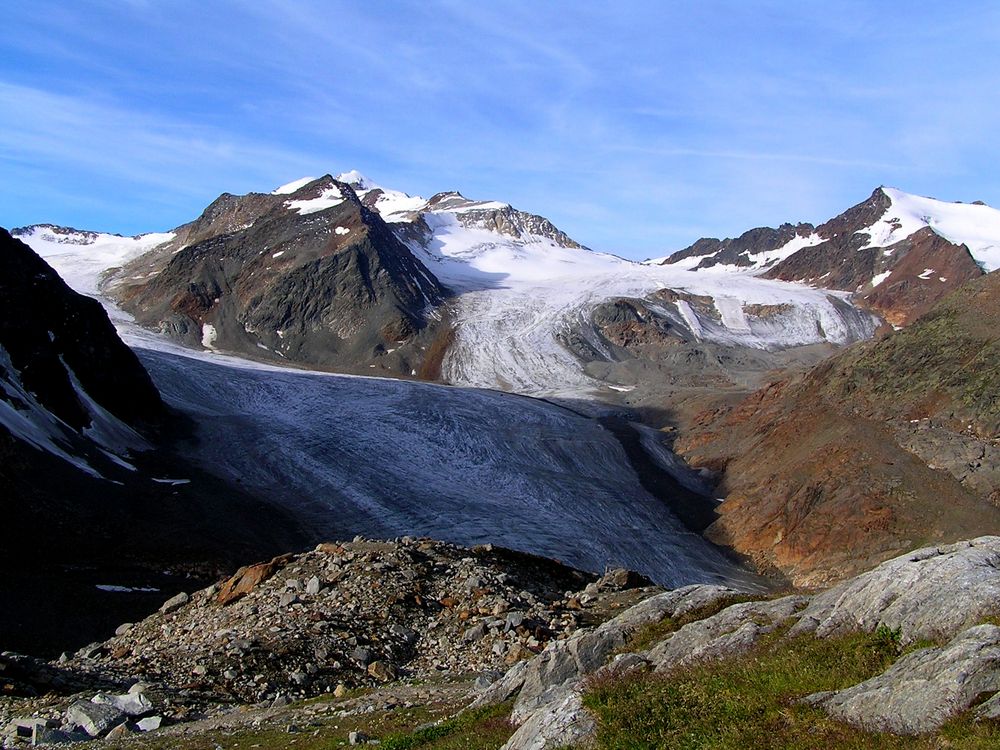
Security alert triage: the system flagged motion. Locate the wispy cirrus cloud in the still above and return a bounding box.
[2,1,1000,254]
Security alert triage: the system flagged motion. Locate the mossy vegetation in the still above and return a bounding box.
[97,698,513,750]
[822,274,1000,434]
[582,627,1000,749]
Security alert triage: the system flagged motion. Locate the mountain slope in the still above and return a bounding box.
[0,228,162,453]
[675,271,1000,586]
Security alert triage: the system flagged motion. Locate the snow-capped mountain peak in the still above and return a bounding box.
[335,169,377,190]
[866,187,1000,271]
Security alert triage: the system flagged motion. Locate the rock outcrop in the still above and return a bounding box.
[495,536,1000,747]
[810,624,1000,735]
[792,538,1000,644]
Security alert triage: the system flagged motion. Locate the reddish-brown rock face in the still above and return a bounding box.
[860,228,983,327]
[217,554,296,606]
[676,273,1000,587]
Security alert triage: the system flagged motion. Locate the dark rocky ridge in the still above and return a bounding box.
[668,223,814,269]
[112,177,450,376]
[0,228,162,430]
[0,232,304,656]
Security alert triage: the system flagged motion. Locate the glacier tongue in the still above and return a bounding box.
[136,344,759,589]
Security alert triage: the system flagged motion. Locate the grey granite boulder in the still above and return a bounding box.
[501,691,596,750]
[91,691,154,716]
[511,584,740,722]
[159,591,189,614]
[647,595,807,672]
[810,624,1000,734]
[792,537,1000,644]
[65,700,125,737]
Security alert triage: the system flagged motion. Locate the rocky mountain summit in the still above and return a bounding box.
[5,536,1000,748]
[107,176,449,376]
[665,187,999,327]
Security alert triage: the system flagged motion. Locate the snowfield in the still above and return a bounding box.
[14,225,175,296]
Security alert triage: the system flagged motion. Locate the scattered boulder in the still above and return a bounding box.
[136,716,163,732]
[367,661,397,682]
[105,722,136,739]
[91,690,154,716]
[159,592,189,614]
[31,725,87,745]
[65,700,125,737]
[594,567,650,592]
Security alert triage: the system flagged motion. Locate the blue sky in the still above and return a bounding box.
[3,1,999,259]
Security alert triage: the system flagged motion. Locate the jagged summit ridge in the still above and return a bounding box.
[666,186,1000,274]
[664,186,999,327]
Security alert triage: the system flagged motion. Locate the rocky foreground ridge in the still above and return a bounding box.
[5,536,1000,747]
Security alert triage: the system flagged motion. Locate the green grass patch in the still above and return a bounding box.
[379,701,514,750]
[583,627,1000,749]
